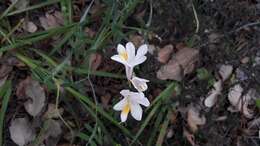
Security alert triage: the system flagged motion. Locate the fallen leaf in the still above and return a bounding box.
[157,44,174,63]
[25,79,46,117]
[16,77,46,117]
[204,80,222,107]
[187,106,206,132]
[43,104,64,119]
[129,35,144,48]
[0,76,8,88]
[22,21,37,33]
[53,11,64,25]
[228,84,243,107]
[11,0,29,10]
[157,59,183,81]
[218,64,233,81]
[101,93,111,109]
[0,64,13,79]
[39,11,64,30]
[228,84,253,118]
[45,119,62,138]
[9,117,36,146]
[44,119,62,146]
[183,128,195,146]
[157,47,199,81]
[89,53,102,71]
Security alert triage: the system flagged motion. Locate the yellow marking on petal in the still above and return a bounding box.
[122,103,130,115]
[119,51,128,61]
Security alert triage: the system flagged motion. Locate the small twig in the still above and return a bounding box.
[80,0,95,24]
[53,78,74,144]
[145,0,153,28]
[234,21,260,33]
[191,1,199,33]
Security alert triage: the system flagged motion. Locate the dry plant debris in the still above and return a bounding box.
[16,77,46,117]
[157,47,199,81]
[9,118,36,146]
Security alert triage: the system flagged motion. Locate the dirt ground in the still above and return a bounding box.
[1,0,260,146]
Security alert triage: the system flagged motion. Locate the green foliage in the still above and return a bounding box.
[0,81,12,146]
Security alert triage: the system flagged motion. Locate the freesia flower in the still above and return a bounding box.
[130,76,149,92]
[111,42,148,80]
[113,90,150,122]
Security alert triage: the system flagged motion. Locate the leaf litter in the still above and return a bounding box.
[16,77,46,117]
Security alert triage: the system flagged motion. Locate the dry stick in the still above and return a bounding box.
[53,78,74,143]
[192,1,199,33]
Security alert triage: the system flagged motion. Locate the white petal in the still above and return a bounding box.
[131,56,147,66]
[136,44,148,58]
[130,92,150,107]
[130,103,143,121]
[131,77,149,92]
[132,76,149,82]
[126,42,136,61]
[125,65,133,80]
[111,55,126,65]
[136,97,150,107]
[117,44,126,54]
[120,89,131,97]
[120,110,129,122]
[113,97,127,111]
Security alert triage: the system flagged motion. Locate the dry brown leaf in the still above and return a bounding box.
[228,84,254,118]
[9,117,36,146]
[101,93,111,109]
[53,11,64,25]
[219,64,233,81]
[43,104,64,119]
[22,21,37,33]
[24,79,46,117]
[11,0,29,10]
[187,106,206,132]
[157,47,199,81]
[44,119,62,146]
[204,80,222,107]
[157,44,174,63]
[16,77,46,117]
[0,64,13,79]
[183,128,195,146]
[89,53,102,71]
[39,11,64,30]
[129,35,144,48]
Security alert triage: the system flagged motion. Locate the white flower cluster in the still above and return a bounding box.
[111,42,150,122]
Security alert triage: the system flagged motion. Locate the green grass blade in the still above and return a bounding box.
[147,108,166,146]
[0,81,12,146]
[155,110,171,146]
[6,0,60,17]
[65,87,133,139]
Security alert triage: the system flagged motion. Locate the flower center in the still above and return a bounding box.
[122,102,130,114]
[119,51,128,61]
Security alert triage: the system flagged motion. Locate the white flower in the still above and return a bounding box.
[113,90,150,122]
[111,42,148,80]
[131,76,149,92]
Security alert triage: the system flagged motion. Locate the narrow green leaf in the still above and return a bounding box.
[0,81,12,146]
